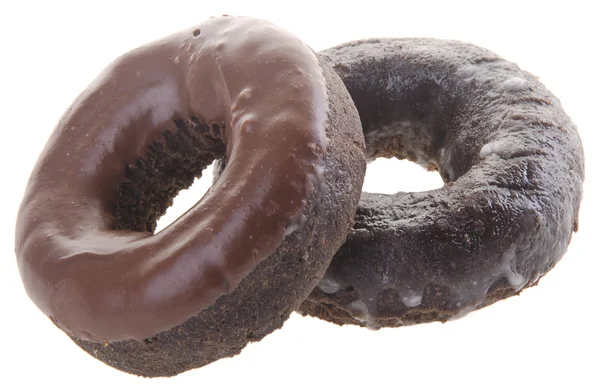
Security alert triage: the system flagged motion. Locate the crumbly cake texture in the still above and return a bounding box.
[299,38,584,329]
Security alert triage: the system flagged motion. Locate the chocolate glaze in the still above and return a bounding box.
[300,38,585,328]
[70,56,365,376]
[15,16,330,343]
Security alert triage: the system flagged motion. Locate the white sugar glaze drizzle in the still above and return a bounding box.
[318,243,531,330]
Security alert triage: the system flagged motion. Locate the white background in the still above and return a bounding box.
[1,1,598,389]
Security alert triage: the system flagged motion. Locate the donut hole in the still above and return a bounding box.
[154,164,214,233]
[346,63,462,184]
[362,157,444,194]
[113,117,225,233]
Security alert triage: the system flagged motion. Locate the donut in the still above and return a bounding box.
[299,38,585,329]
[14,16,366,377]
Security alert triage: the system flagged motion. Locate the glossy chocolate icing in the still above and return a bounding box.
[15,16,328,342]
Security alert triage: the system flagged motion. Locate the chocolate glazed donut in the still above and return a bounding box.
[15,17,365,376]
[299,38,584,329]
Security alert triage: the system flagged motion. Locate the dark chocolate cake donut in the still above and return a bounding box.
[15,17,365,376]
[299,38,584,329]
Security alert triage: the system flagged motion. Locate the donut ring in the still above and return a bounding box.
[299,38,584,329]
[15,17,365,376]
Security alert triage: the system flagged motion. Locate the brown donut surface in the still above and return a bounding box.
[299,38,584,329]
[15,16,365,376]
